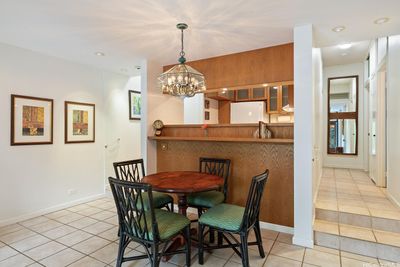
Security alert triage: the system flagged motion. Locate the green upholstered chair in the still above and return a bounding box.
[187,157,231,243]
[109,177,191,267]
[197,169,269,267]
[113,159,173,211]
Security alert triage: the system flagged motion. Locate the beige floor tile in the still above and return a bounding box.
[56,230,93,246]
[110,249,149,267]
[67,203,91,212]
[39,248,85,267]
[54,212,84,224]
[68,256,106,267]
[270,242,305,261]
[0,228,36,244]
[191,254,226,267]
[90,242,121,264]
[315,201,337,211]
[104,216,119,226]
[248,238,274,254]
[0,224,24,236]
[24,241,66,261]
[341,256,375,267]
[76,207,103,216]
[209,247,234,260]
[314,220,339,235]
[338,205,370,216]
[340,251,379,263]
[229,247,267,267]
[312,245,340,255]
[41,225,76,239]
[82,221,114,235]
[369,209,400,220]
[9,234,50,252]
[264,254,302,267]
[0,245,18,261]
[378,258,400,266]
[72,236,110,254]
[90,210,115,221]
[98,227,119,242]
[28,219,63,233]
[260,229,279,241]
[303,249,340,267]
[339,225,376,242]
[374,230,400,247]
[44,209,74,220]
[68,216,98,229]
[0,253,34,267]
[276,233,293,244]
[19,216,50,228]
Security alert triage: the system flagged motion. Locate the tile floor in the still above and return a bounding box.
[0,197,399,266]
[316,168,400,220]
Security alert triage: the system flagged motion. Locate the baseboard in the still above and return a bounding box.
[292,236,314,248]
[387,190,400,209]
[259,221,294,235]
[0,193,106,227]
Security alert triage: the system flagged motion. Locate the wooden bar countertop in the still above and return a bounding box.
[148,136,293,144]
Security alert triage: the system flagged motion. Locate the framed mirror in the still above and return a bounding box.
[327,76,358,155]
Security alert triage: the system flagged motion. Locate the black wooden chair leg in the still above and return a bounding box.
[116,233,126,267]
[217,231,223,246]
[209,228,215,243]
[151,244,160,267]
[185,226,191,267]
[198,223,204,265]
[254,221,265,258]
[240,234,250,267]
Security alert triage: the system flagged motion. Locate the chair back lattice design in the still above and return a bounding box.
[241,169,269,230]
[108,177,159,243]
[199,157,231,198]
[113,159,145,183]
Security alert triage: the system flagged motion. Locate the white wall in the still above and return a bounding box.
[104,76,142,180]
[0,43,135,225]
[312,48,323,202]
[293,24,314,248]
[322,63,366,170]
[387,35,400,205]
[184,93,204,124]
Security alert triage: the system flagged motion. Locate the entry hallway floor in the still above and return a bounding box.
[0,197,399,267]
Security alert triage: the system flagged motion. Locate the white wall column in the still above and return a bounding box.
[293,24,314,248]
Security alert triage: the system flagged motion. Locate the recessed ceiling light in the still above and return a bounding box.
[338,43,352,50]
[374,17,390,24]
[262,83,269,87]
[332,26,346,32]
[341,52,348,56]
[95,51,105,56]
[135,66,141,70]
[222,88,228,91]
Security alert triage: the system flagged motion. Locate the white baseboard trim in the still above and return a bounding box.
[259,221,294,235]
[292,236,314,248]
[387,191,400,209]
[0,193,106,227]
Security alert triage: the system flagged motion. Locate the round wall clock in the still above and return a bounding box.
[153,120,164,136]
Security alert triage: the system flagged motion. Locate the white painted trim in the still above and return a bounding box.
[259,221,294,235]
[292,236,314,248]
[0,193,106,227]
[387,190,400,209]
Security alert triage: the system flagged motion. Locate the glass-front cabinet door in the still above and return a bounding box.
[236,89,250,101]
[267,86,280,113]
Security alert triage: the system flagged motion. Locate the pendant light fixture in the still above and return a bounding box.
[158,23,206,97]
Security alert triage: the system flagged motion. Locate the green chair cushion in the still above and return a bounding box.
[199,203,244,231]
[137,192,173,210]
[135,209,190,241]
[187,190,224,208]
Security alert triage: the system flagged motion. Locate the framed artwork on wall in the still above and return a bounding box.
[11,94,54,146]
[205,111,210,120]
[65,101,95,143]
[129,90,141,120]
[204,99,210,109]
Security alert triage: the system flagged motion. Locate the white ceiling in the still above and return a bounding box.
[0,0,399,74]
[321,40,371,67]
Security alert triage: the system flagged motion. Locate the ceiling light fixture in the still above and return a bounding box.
[95,52,105,56]
[158,23,206,97]
[374,17,390,24]
[338,43,352,50]
[332,26,346,32]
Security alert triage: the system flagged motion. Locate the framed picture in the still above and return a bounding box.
[11,94,54,146]
[129,90,141,120]
[65,101,95,143]
[204,99,210,109]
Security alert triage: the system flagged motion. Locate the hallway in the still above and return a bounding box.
[314,168,400,262]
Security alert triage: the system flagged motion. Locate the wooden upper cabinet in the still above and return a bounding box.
[267,85,294,114]
[235,89,251,101]
[163,43,294,90]
[252,87,267,100]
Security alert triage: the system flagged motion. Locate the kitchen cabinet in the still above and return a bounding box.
[267,85,294,114]
[236,89,251,101]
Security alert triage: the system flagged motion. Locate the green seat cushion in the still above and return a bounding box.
[199,203,244,231]
[133,209,190,241]
[137,192,173,210]
[187,190,224,208]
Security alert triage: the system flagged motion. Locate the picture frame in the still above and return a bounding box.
[204,99,210,109]
[205,111,210,120]
[11,94,54,146]
[65,101,95,144]
[129,90,141,120]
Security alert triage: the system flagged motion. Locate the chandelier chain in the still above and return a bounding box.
[180,28,185,57]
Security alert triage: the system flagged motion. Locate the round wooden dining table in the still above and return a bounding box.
[142,171,224,216]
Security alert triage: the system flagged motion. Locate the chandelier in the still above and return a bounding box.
[158,23,206,97]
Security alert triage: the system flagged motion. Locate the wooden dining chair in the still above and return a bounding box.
[109,177,192,267]
[197,169,269,267]
[187,157,231,242]
[113,159,174,211]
